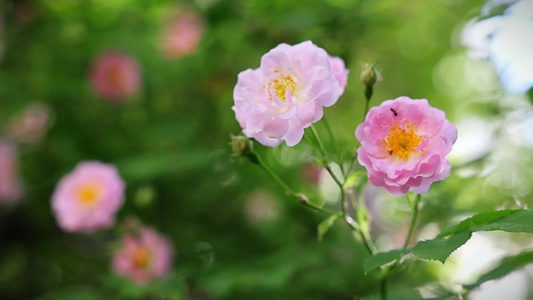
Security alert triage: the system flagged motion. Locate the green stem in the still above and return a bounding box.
[309,125,343,187]
[380,277,387,300]
[310,125,328,161]
[307,126,379,260]
[322,116,340,163]
[363,91,371,117]
[348,94,373,175]
[403,194,421,249]
[309,125,345,213]
[254,151,335,215]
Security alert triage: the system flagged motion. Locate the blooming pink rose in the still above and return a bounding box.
[90,51,141,102]
[161,11,204,60]
[233,41,342,147]
[51,161,125,232]
[355,97,457,196]
[112,227,174,285]
[0,141,22,204]
[329,56,349,96]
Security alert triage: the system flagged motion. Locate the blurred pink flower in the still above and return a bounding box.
[233,41,341,147]
[161,11,204,60]
[51,161,125,232]
[302,163,323,185]
[0,141,22,204]
[355,96,457,196]
[112,227,174,285]
[90,51,141,102]
[8,103,51,144]
[329,56,349,96]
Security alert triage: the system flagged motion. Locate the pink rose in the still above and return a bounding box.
[0,141,22,204]
[329,56,349,96]
[161,11,204,60]
[355,96,457,196]
[112,227,174,285]
[51,161,125,232]
[90,51,141,102]
[233,41,342,147]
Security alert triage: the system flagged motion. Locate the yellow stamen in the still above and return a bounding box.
[76,184,101,207]
[133,247,150,269]
[107,66,123,88]
[267,75,296,101]
[383,124,423,159]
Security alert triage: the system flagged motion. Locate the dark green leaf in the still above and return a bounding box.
[464,250,533,291]
[317,214,341,243]
[364,248,411,273]
[472,210,533,233]
[413,231,472,263]
[437,209,523,238]
[528,86,533,105]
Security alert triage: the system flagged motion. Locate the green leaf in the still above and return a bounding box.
[343,169,365,189]
[317,214,341,242]
[413,231,472,263]
[528,86,533,106]
[364,248,411,272]
[472,210,533,233]
[464,250,533,291]
[437,209,524,238]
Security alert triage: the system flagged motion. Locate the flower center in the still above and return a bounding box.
[107,66,123,88]
[76,184,101,207]
[133,246,150,269]
[383,124,423,159]
[267,75,296,101]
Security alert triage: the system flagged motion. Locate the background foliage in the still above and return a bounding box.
[2,0,532,299]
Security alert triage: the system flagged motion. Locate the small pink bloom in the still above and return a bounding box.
[302,163,323,185]
[112,226,174,285]
[0,141,22,204]
[233,41,342,147]
[355,96,457,196]
[90,51,141,102]
[51,161,125,232]
[161,11,204,60]
[329,56,349,96]
[8,103,51,144]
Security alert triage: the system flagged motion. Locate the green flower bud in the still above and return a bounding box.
[360,62,381,87]
[230,134,259,164]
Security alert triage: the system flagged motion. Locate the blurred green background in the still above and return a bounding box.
[2,0,533,299]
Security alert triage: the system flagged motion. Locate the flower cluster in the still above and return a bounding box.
[355,97,457,195]
[232,41,348,147]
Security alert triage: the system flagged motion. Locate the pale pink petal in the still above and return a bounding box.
[111,226,174,285]
[232,41,341,147]
[51,161,125,233]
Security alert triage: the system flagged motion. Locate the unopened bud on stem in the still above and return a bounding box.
[230,134,259,164]
[361,63,381,102]
[360,63,380,87]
